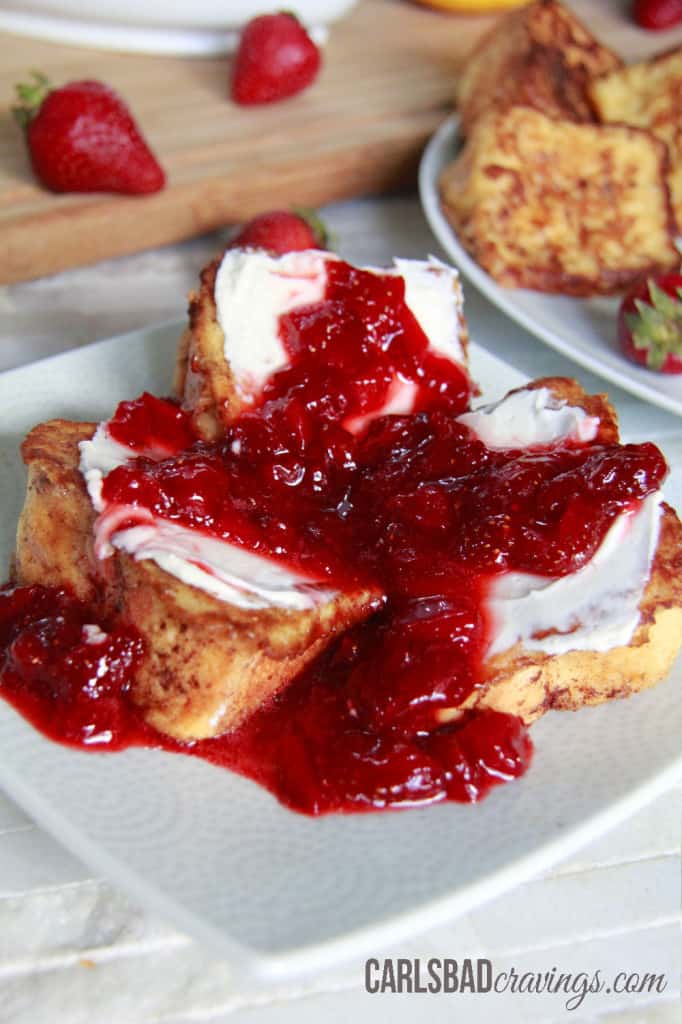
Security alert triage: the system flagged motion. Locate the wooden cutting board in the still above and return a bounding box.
[0,0,681,284]
[0,0,497,284]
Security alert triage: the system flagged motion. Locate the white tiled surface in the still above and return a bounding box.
[0,197,680,1023]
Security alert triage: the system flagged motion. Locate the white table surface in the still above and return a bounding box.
[0,196,680,1024]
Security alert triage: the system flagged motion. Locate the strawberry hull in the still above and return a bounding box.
[618,274,682,374]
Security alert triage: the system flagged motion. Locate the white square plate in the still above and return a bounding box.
[0,322,681,983]
[420,116,682,418]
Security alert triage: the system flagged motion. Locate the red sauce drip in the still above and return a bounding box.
[196,647,534,813]
[0,586,151,748]
[108,392,198,457]
[271,260,471,427]
[0,258,669,814]
[0,585,532,814]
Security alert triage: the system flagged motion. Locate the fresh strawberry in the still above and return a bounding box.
[231,13,321,105]
[618,273,682,373]
[633,0,682,29]
[13,73,165,195]
[228,208,329,253]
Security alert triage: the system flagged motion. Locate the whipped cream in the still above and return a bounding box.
[79,426,335,612]
[393,257,465,365]
[487,493,662,657]
[214,249,331,399]
[343,376,419,435]
[80,423,134,509]
[457,387,600,450]
[213,249,467,412]
[107,517,335,612]
[459,385,659,656]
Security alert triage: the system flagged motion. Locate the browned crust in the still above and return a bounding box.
[456,0,623,135]
[15,420,105,604]
[589,44,682,232]
[440,108,679,297]
[514,377,620,444]
[174,257,242,441]
[118,557,380,740]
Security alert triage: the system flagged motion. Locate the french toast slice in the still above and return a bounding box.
[456,0,622,135]
[174,251,468,441]
[589,46,682,231]
[440,106,679,295]
[439,378,682,724]
[15,420,108,604]
[462,501,682,723]
[15,420,383,740]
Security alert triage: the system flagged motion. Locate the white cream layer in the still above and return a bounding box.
[487,492,663,657]
[457,387,600,449]
[461,388,660,656]
[79,425,335,611]
[213,249,467,412]
[214,249,332,398]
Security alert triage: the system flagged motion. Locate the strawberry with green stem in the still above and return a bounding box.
[618,273,682,373]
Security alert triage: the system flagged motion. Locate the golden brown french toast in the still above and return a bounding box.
[16,371,682,745]
[433,376,682,723]
[174,258,235,441]
[440,106,679,295]
[462,503,682,723]
[456,0,622,135]
[16,420,106,604]
[590,46,682,231]
[15,419,383,740]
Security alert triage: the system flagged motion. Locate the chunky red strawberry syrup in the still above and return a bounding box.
[0,260,668,813]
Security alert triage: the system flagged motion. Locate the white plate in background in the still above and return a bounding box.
[0,0,355,54]
[0,322,680,983]
[420,116,682,419]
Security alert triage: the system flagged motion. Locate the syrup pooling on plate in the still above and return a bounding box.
[0,582,532,812]
[0,586,150,749]
[0,257,669,814]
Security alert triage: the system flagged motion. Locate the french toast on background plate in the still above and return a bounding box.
[440,107,679,296]
[590,45,682,232]
[441,0,682,296]
[455,0,622,132]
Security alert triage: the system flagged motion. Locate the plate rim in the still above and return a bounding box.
[419,114,682,419]
[1,322,681,984]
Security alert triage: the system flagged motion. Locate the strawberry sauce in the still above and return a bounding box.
[0,259,668,814]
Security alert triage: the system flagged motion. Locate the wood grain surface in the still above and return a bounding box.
[0,0,681,284]
[0,0,497,283]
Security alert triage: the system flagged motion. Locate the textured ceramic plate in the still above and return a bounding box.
[0,322,681,983]
[420,116,682,418]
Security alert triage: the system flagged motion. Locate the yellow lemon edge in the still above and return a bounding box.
[412,0,528,11]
